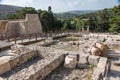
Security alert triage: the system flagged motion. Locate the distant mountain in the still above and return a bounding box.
[55,10,97,19]
[0,4,23,19]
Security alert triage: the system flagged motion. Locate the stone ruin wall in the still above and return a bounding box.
[0,20,8,38]
[24,14,42,35]
[5,22,20,38]
[0,14,43,39]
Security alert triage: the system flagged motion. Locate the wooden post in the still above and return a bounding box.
[29,35,31,42]
[14,36,16,44]
[21,36,23,43]
[1,36,4,41]
[36,34,37,41]
[7,37,10,42]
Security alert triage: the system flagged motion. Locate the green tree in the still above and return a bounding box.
[40,11,49,32]
[48,6,55,32]
[97,9,110,32]
[7,7,37,19]
[61,22,68,31]
[109,5,120,32]
[76,20,84,31]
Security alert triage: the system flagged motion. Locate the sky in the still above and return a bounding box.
[0,0,120,12]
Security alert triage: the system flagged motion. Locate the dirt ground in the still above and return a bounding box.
[43,65,93,80]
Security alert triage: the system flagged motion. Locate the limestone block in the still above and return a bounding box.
[78,53,89,64]
[93,68,102,80]
[96,43,106,56]
[19,53,27,64]
[42,64,52,77]
[64,54,77,68]
[27,66,36,80]
[90,46,101,56]
[93,57,107,80]
[9,56,20,69]
[88,55,100,65]
[11,44,24,51]
[0,59,11,75]
[97,57,107,75]
[26,51,37,60]
[11,44,25,54]
[51,54,64,70]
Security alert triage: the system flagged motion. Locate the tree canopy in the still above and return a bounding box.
[5,5,120,33]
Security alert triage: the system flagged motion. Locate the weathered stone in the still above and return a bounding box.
[93,68,102,80]
[92,57,107,80]
[88,55,100,65]
[19,53,27,64]
[11,44,24,54]
[97,57,107,75]
[95,43,106,56]
[3,14,42,38]
[90,46,101,56]
[78,53,89,64]
[99,37,106,42]
[26,51,37,60]
[0,59,11,75]
[9,56,20,69]
[64,54,77,68]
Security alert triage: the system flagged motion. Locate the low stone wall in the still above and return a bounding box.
[0,46,37,75]
[0,42,108,80]
[65,52,108,80]
[93,57,108,80]
[0,52,64,80]
[53,34,69,39]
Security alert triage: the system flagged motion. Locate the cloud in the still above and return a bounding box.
[0,0,119,12]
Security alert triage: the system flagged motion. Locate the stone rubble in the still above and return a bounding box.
[0,33,119,80]
[64,54,77,69]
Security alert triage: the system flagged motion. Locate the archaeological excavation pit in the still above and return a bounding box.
[0,33,119,80]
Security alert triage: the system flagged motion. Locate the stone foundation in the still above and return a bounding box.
[0,46,37,75]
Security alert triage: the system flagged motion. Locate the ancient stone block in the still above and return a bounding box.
[95,43,106,57]
[11,44,24,51]
[9,56,20,69]
[88,55,100,65]
[97,57,107,75]
[90,46,101,56]
[0,59,11,75]
[51,54,64,70]
[26,51,37,60]
[93,68,102,80]
[19,53,27,64]
[92,57,107,80]
[3,14,43,38]
[64,54,77,68]
[78,53,89,64]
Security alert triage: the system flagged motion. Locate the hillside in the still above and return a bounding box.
[55,10,96,19]
[0,4,22,19]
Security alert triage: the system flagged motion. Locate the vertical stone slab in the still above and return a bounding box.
[97,57,108,76]
[88,55,100,65]
[93,57,108,80]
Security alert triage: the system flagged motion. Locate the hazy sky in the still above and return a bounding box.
[0,0,120,12]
